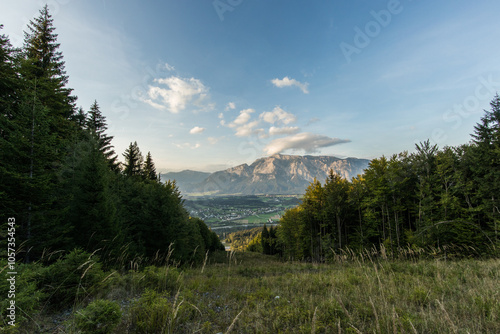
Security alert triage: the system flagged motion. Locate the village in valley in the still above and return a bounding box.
[184,195,300,228]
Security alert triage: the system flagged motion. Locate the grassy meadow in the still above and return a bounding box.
[4,249,499,334]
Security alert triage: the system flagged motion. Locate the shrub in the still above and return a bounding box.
[142,265,180,293]
[0,261,46,329]
[129,289,194,333]
[38,249,107,308]
[73,299,122,334]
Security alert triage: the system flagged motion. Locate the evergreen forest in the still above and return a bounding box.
[0,6,224,267]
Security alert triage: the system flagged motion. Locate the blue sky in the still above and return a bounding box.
[2,0,500,172]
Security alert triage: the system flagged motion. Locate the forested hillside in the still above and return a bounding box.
[0,6,223,265]
[254,98,500,260]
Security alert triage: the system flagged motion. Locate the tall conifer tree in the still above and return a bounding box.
[86,100,120,171]
[123,141,143,177]
[143,151,158,181]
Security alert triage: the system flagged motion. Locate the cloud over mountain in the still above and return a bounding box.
[264,132,350,155]
[269,126,300,136]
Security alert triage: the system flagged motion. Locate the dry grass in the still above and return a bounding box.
[11,250,500,333]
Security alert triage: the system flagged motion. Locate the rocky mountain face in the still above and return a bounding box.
[163,154,370,195]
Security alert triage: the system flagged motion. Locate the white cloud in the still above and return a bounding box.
[225,108,265,137]
[260,106,297,125]
[218,112,224,119]
[189,126,205,134]
[235,120,263,137]
[230,108,255,126]
[271,76,309,94]
[264,133,350,155]
[225,102,236,111]
[142,76,213,113]
[269,126,300,136]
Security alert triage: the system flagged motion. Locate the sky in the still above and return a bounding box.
[2,0,500,172]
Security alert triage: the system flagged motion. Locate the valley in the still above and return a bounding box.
[184,195,301,237]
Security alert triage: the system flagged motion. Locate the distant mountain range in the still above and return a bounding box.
[160,154,370,196]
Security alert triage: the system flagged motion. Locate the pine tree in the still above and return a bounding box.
[413,140,439,245]
[73,107,87,129]
[123,141,143,177]
[21,5,76,120]
[0,25,18,110]
[261,224,270,255]
[64,137,119,251]
[0,26,23,220]
[324,170,350,250]
[143,151,158,181]
[470,95,500,246]
[86,100,120,171]
[13,6,81,259]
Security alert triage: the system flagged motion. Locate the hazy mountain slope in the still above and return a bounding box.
[160,170,211,194]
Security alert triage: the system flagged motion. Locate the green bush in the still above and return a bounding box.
[129,289,194,333]
[142,265,180,293]
[38,249,107,307]
[73,299,122,334]
[0,261,46,329]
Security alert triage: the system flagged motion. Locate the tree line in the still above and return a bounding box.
[0,6,223,266]
[250,97,500,260]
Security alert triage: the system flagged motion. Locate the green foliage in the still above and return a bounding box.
[85,100,120,171]
[143,151,158,181]
[261,224,270,254]
[246,232,263,253]
[142,266,181,294]
[62,136,120,251]
[225,226,262,251]
[129,289,194,334]
[38,249,106,307]
[72,299,122,334]
[192,217,225,252]
[122,141,143,177]
[0,261,46,329]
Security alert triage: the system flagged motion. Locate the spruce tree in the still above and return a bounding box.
[123,141,143,177]
[470,95,500,245]
[0,25,18,110]
[0,26,23,220]
[261,224,270,255]
[143,151,158,181]
[15,6,80,258]
[86,100,120,171]
[21,4,76,121]
[65,137,119,251]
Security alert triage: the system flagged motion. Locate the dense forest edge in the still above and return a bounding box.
[1,6,499,333]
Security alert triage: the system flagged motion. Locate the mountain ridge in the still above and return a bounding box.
[161,154,370,195]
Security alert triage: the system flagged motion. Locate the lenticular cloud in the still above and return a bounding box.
[264,132,350,155]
